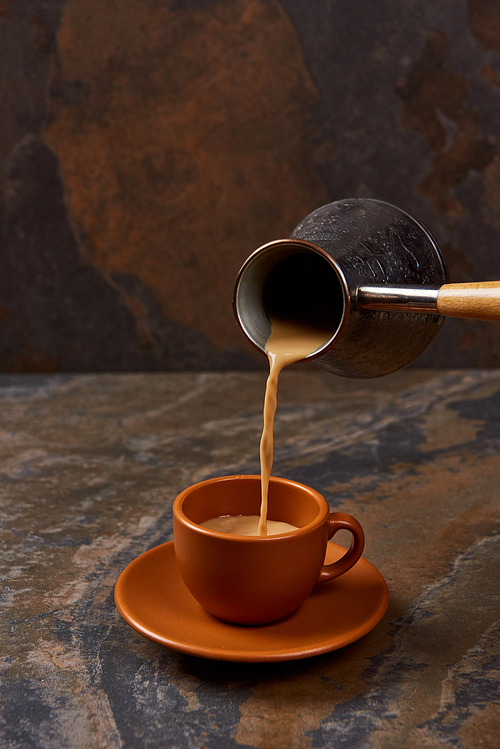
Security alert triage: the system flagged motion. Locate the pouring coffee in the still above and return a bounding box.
[233,198,500,378]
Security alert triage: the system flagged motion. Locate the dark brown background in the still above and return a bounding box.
[2,0,500,373]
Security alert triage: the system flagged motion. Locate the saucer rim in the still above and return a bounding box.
[115,540,389,662]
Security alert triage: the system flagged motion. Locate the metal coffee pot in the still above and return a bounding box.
[233,198,500,378]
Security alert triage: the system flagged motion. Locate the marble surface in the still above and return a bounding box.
[1,369,500,748]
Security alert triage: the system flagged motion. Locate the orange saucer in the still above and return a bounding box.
[115,541,388,662]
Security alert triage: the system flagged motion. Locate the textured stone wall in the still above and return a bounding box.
[2,0,500,372]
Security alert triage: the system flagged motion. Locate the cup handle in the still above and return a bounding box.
[316,512,365,584]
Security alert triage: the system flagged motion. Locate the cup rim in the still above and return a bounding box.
[173,474,329,541]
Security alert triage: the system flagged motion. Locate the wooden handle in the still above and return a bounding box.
[437,282,500,321]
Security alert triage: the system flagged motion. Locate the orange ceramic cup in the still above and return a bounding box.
[173,474,365,625]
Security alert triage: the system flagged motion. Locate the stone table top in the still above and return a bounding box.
[1,369,499,748]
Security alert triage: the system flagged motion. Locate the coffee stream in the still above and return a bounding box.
[258,317,332,535]
[200,317,332,537]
